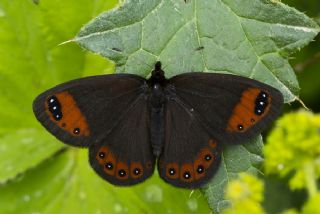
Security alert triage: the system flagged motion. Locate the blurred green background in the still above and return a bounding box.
[0,0,319,213]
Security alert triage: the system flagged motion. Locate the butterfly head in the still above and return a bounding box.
[154,61,162,71]
[152,61,164,77]
[148,61,167,87]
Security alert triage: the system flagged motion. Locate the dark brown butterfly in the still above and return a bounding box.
[33,61,283,189]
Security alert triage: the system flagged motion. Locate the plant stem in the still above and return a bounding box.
[304,162,318,197]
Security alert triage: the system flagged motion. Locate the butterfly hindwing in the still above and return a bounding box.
[33,74,147,147]
[89,94,155,186]
[157,96,222,189]
[168,73,283,145]
[89,94,156,186]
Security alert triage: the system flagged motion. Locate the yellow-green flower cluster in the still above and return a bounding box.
[282,209,299,214]
[302,193,320,214]
[264,111,320,191]
[223,173,265,214]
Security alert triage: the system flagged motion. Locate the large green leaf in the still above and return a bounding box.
[74,0,319,213]
[0,0,113,183]
[75,0,319,213]
[76,0,319,102]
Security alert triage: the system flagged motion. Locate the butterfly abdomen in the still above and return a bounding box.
[150,106,165,157]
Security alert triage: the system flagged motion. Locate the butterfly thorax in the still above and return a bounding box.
[147,61,167,108]
[147,61,167,157]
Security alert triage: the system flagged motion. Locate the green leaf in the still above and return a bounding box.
[0,0,114,183]
[0,149,210,214]
[0,127,61,183]
[76,0,319,103]
[75,0,319,212]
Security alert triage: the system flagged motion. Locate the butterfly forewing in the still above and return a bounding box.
[168,73,283,145]
[33,74,147,147]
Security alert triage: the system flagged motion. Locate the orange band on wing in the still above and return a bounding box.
[227,88,271,132]
[45,92,90,137]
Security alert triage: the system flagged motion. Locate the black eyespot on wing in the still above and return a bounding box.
[169,168,176,175]
[133,168,141,175]
[254,91,269,115]
[105,162,113,170]
[118,169,127,177]
[197,165,204,174]
[98,152,106,159]
[183,171,191,179]
[47,96,63,121]
[204,154,212,161]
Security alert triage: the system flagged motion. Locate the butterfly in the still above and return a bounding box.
[33,61,283,189]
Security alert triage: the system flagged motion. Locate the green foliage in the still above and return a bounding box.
[280,0,320,112]
[0,149,210,213]
[222,173,265,214]
[280,193,320,214]
[0,0,211,213]
[265,111,320,194]
[302,193,320,214]
[0,0,115,183]
[263,111,320,214]
[282,209,300,214]
[202,137,264,213]
[222,162,320,214]
[0,0,319,213]
[75,0,319,212]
